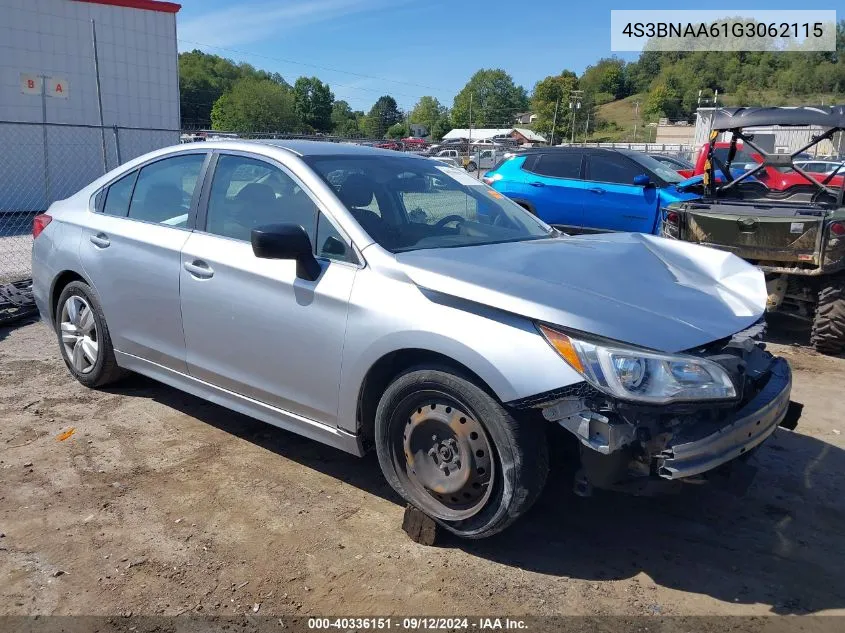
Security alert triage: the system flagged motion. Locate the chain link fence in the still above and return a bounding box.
[0,121,179,282]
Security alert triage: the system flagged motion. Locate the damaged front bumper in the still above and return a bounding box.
[521,341,796,495]
[655,357,790,479]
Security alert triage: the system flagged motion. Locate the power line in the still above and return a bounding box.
[177,38,446,98]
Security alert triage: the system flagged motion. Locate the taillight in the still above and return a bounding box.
[830,221,845,236]
[482,177,494,185]
[666,211,679,224]
[33,213,52,238]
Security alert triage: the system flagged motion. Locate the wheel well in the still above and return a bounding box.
[50,271,86,321]
[356,349,495,449]
[514,200,536,215]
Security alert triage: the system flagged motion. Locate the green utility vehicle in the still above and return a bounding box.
[663,107,845,354]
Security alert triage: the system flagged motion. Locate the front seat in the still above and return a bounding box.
[142,183,184,223]
[230,183,278,239]
[336,174,385,240]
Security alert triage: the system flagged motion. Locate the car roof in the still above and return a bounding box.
[188,138,409,158]
[515,147,642,156]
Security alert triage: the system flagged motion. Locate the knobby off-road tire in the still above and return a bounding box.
[811,277,845,356]
[375,367,549,539]
[55,281,126,388]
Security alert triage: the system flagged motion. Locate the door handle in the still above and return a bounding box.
[184,260,214,279]
[89,233,110,248]
[588,187,605,194]
[528,181,545,187]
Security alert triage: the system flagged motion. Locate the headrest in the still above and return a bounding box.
[337,174,375,208]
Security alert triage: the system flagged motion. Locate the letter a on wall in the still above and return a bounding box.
[47,77,69,99]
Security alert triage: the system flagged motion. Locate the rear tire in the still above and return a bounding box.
[374,367,548,539]
[55,281,126,388]
[811,277,845,355]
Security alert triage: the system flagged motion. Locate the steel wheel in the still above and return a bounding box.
[392,398,495,521]
[59,295,99,374]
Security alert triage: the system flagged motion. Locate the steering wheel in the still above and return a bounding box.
[434,214,466,228]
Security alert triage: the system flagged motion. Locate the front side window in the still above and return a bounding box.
[626,152,685,184]
[127,154,205,226]
[307,155,553,252]
[103,170,138,216]
[205,154,318,242]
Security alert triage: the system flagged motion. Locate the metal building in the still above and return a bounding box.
[0,0,182,212]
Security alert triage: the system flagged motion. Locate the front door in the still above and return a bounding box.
[582,153,658,233]
[179,152,358,426]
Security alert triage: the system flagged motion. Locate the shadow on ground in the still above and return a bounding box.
[106,371,845,616]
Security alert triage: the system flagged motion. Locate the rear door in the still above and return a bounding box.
[519,151,587,230]
[582,152,657,233]
[79,151,208,372]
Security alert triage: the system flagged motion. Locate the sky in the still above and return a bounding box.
[175,0,834,116]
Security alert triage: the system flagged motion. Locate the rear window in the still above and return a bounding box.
[525,153,582,179]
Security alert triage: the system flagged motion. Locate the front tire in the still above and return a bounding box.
[374,367,548,539]
[55,281,125,387]
[811,277,845,355]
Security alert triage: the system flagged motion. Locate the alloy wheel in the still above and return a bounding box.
[60,295,99,374]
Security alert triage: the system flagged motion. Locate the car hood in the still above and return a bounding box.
[395,233,766,353]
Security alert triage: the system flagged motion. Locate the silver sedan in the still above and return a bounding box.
[32,140,794,538]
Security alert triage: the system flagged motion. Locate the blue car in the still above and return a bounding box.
[483,148,699,234]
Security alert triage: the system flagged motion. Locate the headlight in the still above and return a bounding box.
[538,325,736,404]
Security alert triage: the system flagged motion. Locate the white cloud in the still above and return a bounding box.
[178,0,384,49]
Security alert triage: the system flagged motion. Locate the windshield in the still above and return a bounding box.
[626,153,684,183]
[305,155,554,252]
[713,147,759,169]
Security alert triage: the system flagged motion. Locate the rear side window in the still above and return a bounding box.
[526,153,582,179]
[127,154,206,226]
[586,154,642,185]
[102,170,138,216]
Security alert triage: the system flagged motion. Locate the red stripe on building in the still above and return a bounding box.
[74,0,181,14]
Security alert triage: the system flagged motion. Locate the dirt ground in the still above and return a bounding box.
[1,316,844,618]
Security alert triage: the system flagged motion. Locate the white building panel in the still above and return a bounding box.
[0,0,181,211]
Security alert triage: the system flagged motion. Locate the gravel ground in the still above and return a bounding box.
[1,317,844,618]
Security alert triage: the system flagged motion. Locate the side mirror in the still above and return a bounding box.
[742,163,758,172]
[633,174,653,187]
[251,223,321,281]
[321,235,348,257]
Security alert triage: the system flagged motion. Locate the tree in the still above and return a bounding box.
[579,57,628,99]
[386,122,409,139]
[363,95,402,138]
[210,77,298,134]
[331,100,354,129]
[531,71,578,142]
[293,76,334,133]
[451,69,529,127]
[430,114,452,141]
[179,50,289,128]
[409,96,446,135]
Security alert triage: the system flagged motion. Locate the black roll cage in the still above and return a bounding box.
[702,107,845,207]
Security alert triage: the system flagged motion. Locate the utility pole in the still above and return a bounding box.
[468,92,473,154]
[569,90,583,145]
[550,97,560,146]
[632,100,640,142]
[583,110,590,143]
